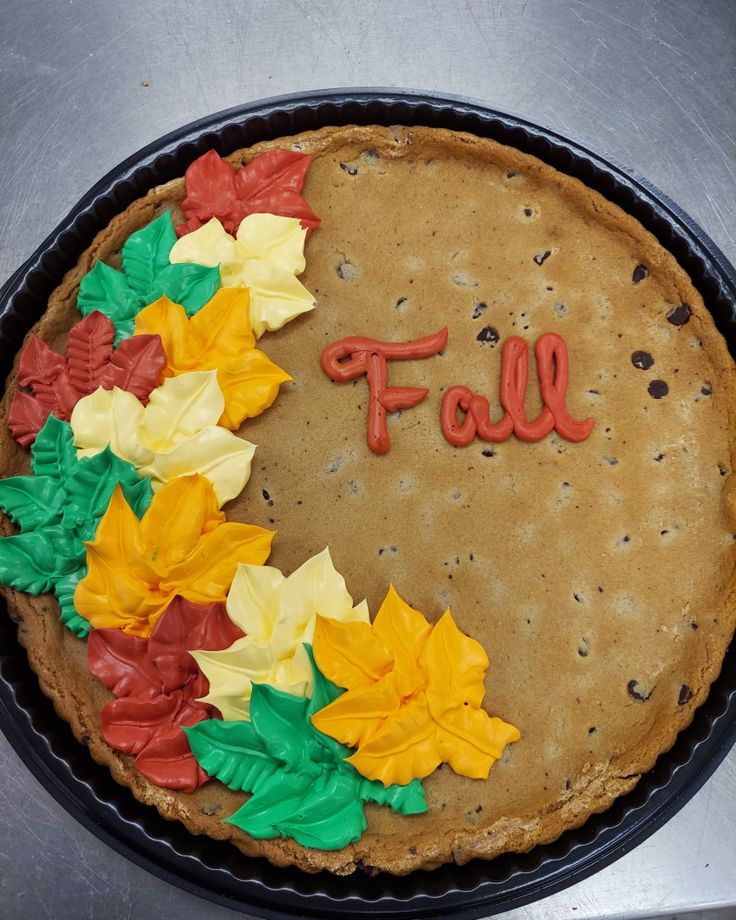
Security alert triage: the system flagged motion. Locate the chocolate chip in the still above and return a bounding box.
[565,779,572,790]
[701,384,712,396]
[588,726,596,734]
[678,684,693,705]
[654,453,665,462]
[573,592,583,603]
[524,207,533,217]
[719,463,728,476]
[627,680,651,702]
[632,264,649,284]
[534,250,552,265]
[631,350,654,370]
[395,296,407,309]
[339,162,358,175]
[578,647,589,657]
[482,449,495,458]
[648,379,669,399]
[261,489,270,501]
[336,261,357,282]
[690,621,698,630]
[472,301,487,319]
[477,326,499,344]
[666,303,692,326]
[475,804,483,812]
[506,170,520,178]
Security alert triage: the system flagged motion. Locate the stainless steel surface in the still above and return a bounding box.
[1,1,734,918]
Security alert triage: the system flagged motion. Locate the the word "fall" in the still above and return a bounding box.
[320,329,595,455]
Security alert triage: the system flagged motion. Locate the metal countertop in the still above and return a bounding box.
[1,1,735,918]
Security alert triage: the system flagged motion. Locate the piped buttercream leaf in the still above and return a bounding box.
[66,311,115,395]
[177,148,320,236]
[226,770,365,851]
[78,214,221,344]
[31,414,78,483]
[169,215,315,338]
[0,475,64,531]
[54,569,91,637]
[184,719,279,793]
[121,212,178,295]
[0,526,81,594]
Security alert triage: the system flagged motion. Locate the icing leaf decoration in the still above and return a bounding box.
[177,149,320,237]
[77,213,221,343]
[169,215,315,338]
[311,586,521,786]
[70,371,256,505]
[0,415,152,637]
[185,646,426,851]
[87,596,243,791]
[74,474,274,637]
[134,292,292,430]
[192,548,369,722]
[7,312,166,448]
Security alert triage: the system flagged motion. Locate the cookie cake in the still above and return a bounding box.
[0,123,734,877]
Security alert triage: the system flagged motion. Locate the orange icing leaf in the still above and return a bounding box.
[312,616,393,691]
[133,292,291,430]
[75,474,274,637]
[311,587,520,786]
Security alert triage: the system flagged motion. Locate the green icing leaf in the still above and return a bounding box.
[184,720,279,793]
[151,263,221,317]
[249,682,323,774]
[121,213,177,296]
[226,769,366,851]
[54,569,91,638]
[76,213,221,343]
[0,418,149,637]
[77,260,139,330]
[0,475,64,531]
[359,776,427,815]
[63,447,152,540]
[187,645,427,851]
[31,415,78,483]
[0,526,81,594]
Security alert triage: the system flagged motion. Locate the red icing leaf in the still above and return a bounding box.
[8,311,166,448]
[66,312,115,395]
[177,149,321,236]
[7,391,51,448]
[17,336,66,388]
[103,333,167,403]
[87,628,160,698]
[132,720,209,791]
[88,596,243,791]
[148,595,243,693]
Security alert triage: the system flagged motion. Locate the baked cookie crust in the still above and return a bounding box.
[1,125,735,875]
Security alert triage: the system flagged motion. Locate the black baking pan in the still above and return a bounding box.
[1,89,735,919]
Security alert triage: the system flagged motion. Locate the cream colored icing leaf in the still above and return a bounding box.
[194,548,368,721]
[142,426,255,505]
[225,563,287,640]
[169,217,237,268]
[139,370,223,450]
[239,261,315,338]
[235,214,307,274]
[169,215,314,339]
[71,387,151,467]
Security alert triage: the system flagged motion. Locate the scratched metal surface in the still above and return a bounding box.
[1,0,735,918]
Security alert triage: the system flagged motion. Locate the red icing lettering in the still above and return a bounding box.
[321,329,448,454]
[442,333,594,445]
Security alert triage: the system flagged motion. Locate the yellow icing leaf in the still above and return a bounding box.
[192,548,369,720]
[134,293,291,430]
[423,611,489,712]
[312,616,393,691]
[74,474,274,637]
[169,215,315,338]
[311,586,521,786]
[346,697,441,786]
[310,671,402,749]
[70,373,255,506]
